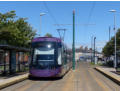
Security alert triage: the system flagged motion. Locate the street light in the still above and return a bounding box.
[40,13,46,36]
[109,9,117,69]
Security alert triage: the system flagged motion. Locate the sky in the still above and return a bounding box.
[0,1,120,52]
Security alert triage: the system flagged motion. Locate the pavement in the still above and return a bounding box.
[0,62,120,91]
[0,73,29,89]
[95,66,120,85]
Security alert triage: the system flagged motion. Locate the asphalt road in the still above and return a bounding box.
[1,62,120,91]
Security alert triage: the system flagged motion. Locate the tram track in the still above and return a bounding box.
[90,68,119,91]
[12,80,39,91]
[39,81,53,91]
[1,62,120,91]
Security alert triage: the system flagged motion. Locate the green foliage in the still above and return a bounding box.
[102,28,120,57]
[90,62,95,65]
[44,33,53,37]
[0,11,36,47]
[116,29,120,54]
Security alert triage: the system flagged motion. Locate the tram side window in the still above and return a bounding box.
[63,48,67,64]
[58,48,62,65]
[61,47,64,65]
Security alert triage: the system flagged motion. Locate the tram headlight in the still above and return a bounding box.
[47,44,51,48]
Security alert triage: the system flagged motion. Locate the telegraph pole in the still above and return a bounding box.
[72,10,75,70]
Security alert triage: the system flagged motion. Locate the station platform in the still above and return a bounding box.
[95,67,120,84]
[0,62,120,91]
[0,73,29,89]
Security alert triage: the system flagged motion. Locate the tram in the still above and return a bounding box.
[29,37,72,77]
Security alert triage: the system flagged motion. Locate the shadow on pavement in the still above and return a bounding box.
[110,71,120,75]
[28,76,63,81]
[0,72,28,79]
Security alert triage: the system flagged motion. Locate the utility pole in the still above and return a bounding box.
[94,37,96,64]
[72,10,75,70]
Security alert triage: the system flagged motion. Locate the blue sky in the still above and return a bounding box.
[0,1,120,52]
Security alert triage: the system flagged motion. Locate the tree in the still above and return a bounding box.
[0,11,19,45]
[15,18,36,47]
[102,28,120,57]
[0,11,36,47]
[45,33,52,37]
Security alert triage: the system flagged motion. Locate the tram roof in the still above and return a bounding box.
[32,37,62,43]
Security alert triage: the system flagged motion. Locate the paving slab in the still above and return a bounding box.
[95,67,120,85]
[1,62,120,91]
[0,73,29,89]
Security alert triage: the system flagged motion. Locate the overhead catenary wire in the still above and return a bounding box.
[84,1,96,33]
[87,2,96,25]
[43,1,65,39]
[43,1,61,28]
[84,2,96,49]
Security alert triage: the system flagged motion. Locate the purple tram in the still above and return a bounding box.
[29,37,72,78]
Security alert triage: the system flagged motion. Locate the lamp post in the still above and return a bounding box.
[109,9,117,69]
[40,13,46,36]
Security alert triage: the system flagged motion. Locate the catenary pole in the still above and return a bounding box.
[91,36,93,62]
[72,10,75,70]
[94,37,96,64]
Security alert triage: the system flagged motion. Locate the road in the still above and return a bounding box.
[1,62,120,91]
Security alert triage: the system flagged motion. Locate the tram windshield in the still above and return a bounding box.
[32,42,55,63]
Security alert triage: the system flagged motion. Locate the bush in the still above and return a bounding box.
[106,61,113,67]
